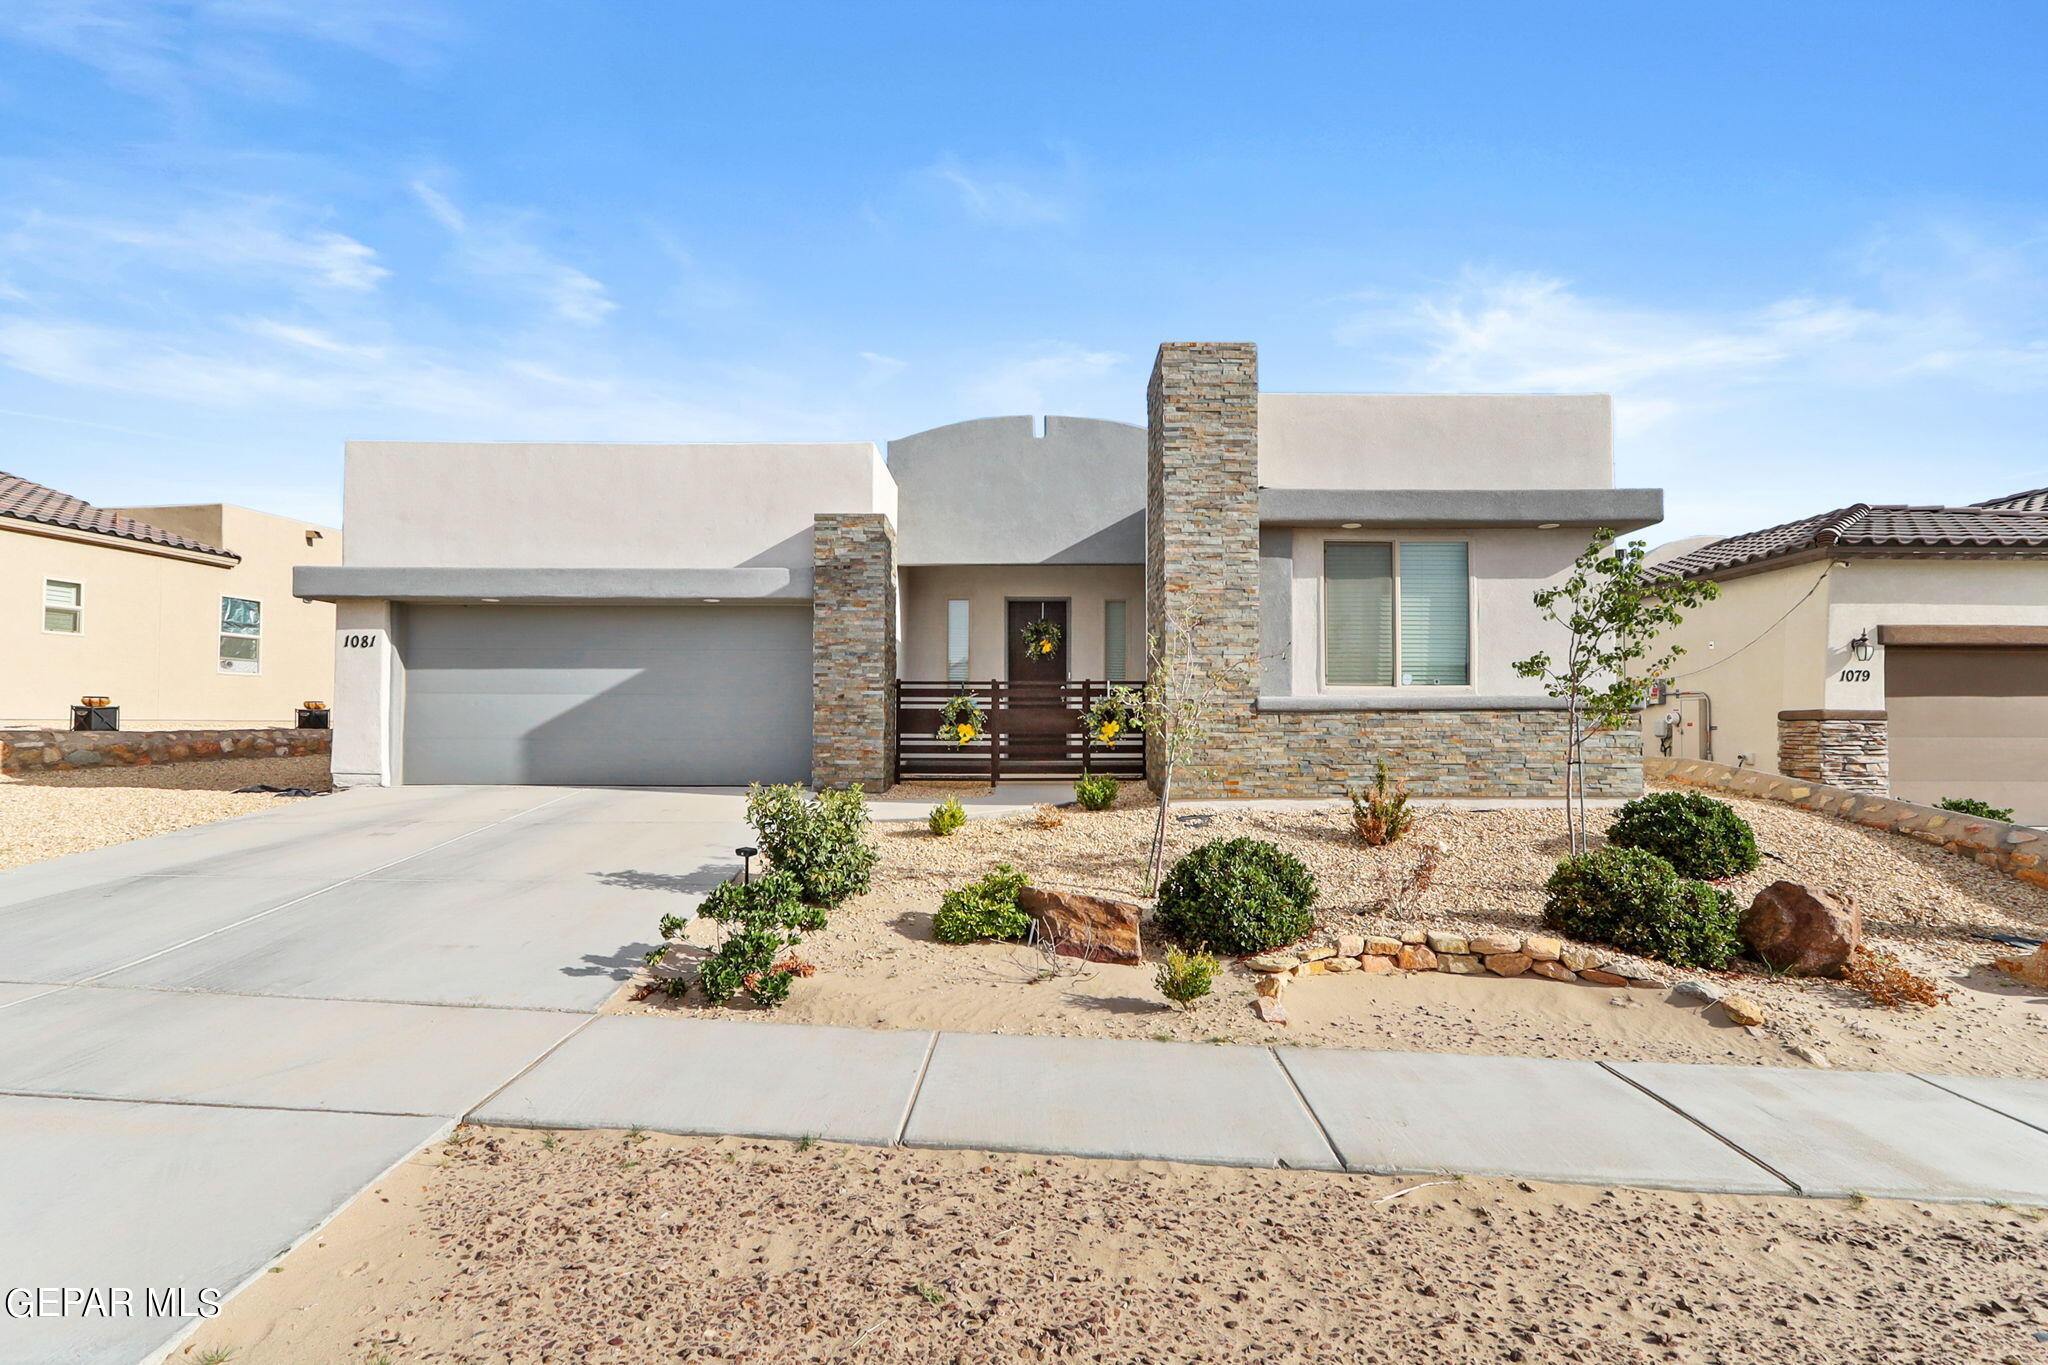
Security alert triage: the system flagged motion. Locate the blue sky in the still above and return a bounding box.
[2,1,2044,540]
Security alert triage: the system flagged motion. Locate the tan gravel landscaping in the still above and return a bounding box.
[183,1126,2048,1365]
[611,780,2048,1078]
[0,755,333,871]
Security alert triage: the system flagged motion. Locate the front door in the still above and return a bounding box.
[1006,600,1069,682]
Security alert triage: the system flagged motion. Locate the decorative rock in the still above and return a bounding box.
[1254,997,1288,1024]
[1484,952,1533,978]
[1358,954,1396,974]
[1335,934,1366,958]
[1559,945,1603,972]
[1529,960,1576,983]
[1396,945,1439,972]
[1672,979,1726,1005]
[1301,944,1336,962]
[1468,934,1521,956]
[1363,936,1403,957]
[1438,953,1486,976]
[1325,956,1360,973]
[1787,1042,1831,1068]
[1994,947,2048,988]
[1522,935,1563,962]
[1425,931,1467,956]
[1740,881,1862,979]
[1578,968,1629,987]
[1017,887,1144,965]
[1299,959,1327,976]
[1399,928,1428,945]
[1720,994,1766,1027]
[1246,954,1299,973]
[1254,974,1287,999]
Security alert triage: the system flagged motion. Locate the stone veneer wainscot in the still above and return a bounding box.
[1144,341,1642,800]
[1776,710,1888,793]
[811,512,898,789]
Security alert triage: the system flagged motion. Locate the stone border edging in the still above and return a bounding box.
[1647,756,2044,889]
[0,727,332,776]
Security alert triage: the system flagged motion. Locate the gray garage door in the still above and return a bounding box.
[401,604,813,786]
[1887,646,2048,825]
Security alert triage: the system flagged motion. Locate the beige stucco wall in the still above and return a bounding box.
[0,506,341,728]
[899,564,1146,681]
[1273,525,1600,698]
[1257,393,1613,491]
[1824,559,2048,711]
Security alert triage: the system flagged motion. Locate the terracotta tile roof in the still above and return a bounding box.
[1976,485,2048,513]
[0,471,237,558]
[1653,500,2048,580]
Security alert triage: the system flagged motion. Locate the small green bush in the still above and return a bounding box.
[1604,790,1760,880]
[1154,946,1217,1008]
[1073,774,1119,811]
[746,783,878,907]
[1543,846,1741,969]
[1156,838,1318,956]
[683,869,820,1009]
[932,863,1031,944]
[697,869,823,933]
[928,797,967,836]
[1937,796,2015,822]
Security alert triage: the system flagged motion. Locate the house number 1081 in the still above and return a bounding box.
[342,634,379,649]
[1838,667,1871,682]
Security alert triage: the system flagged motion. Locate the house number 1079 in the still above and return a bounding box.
[1838,667,1871,682]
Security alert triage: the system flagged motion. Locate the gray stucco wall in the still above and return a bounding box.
[888,416,1145,565]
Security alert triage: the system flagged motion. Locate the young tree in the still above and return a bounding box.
[1513,530,1718,856]
[1134,605,1249,894]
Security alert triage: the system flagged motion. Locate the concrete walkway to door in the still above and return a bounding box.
[2,783,2047,1363]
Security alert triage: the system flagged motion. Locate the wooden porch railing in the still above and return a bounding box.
[895,679,1148,783]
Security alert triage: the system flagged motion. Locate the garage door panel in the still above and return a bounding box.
[1887,646,2048,825]
[402,605,813,787]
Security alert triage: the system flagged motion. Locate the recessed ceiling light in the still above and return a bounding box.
[1537,522,1560,529]
[1340,522,1362,529]
[481,597,500,602]
[704,598,721,603]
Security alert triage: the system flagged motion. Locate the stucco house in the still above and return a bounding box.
[1,471,341,729]
[297,342,1662,795]
[1643,488,2048,824]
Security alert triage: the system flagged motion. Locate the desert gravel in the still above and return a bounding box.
[0,755,333,871]
[186,1127,2048,1365]
[612,781,2048,1077]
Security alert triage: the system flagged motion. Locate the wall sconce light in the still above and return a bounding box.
[1850,632,1874,662]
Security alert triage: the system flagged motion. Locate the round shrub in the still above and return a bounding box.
[1604,790,1759,880]
[932,864,1031,944]
[928,797,966,836]
[1073,774,1119,811]
[1156,837,1317,956]
[1543,846,1742,969]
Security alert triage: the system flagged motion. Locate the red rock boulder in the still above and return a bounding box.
[1741,881,1861,978]
[1017,887,1143,965]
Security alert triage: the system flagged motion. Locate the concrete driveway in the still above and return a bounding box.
[0,783,748,1364]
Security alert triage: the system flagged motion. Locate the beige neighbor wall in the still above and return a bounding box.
[1258,393,1613,490]
[1,506,341,728]
[899,565,1146,681]
[1636,560,1832,770]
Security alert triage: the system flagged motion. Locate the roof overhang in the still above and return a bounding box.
[293,565,808,604]
[1667,543,2048,584]
[0,515,239,566]
[1878,624,2048,648]
[1259,487,1662,531]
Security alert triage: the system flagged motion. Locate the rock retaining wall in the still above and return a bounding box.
[0,727,332,777]
[1649,756,2044,890]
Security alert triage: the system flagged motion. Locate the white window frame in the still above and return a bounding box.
[43,579,84,635]
[219,594,263,675]
[1318,536,1475,691]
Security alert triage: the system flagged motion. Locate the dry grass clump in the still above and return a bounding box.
[1031,802,1066,829]
[1844,948,1952,1009]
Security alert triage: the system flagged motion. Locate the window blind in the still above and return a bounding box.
[1103,600,1127,680]
[1324,542,1394,686]
[1396,542,1469,686]
[946,600,970,682]
[43,580,81,634]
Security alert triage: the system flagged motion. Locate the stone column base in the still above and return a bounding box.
[1777,709,1888,791]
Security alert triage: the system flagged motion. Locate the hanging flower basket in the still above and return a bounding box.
[1020,617,1062,659]
[936,693,986,746]
[1079,685,1144,746]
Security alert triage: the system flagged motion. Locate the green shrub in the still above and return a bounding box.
[1155,838,1317,956]
[697,869,823,933]
[746,783,878,907]
[1073,774,1119,811]
[1604,790,1760,880]
[1154,946,1217,1008]
[927,797,967,836]
[684,869,821,1009]
[1937,796,2015,822]
[932,863,1031,944]
[1542,846,1742,969]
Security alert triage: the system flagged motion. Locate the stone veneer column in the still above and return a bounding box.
[811,513,897,789]
[1146,342,1263,796]
[1777,709,1888,792]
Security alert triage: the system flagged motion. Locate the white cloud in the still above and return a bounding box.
[859,351,907,386]
[960,344,1123,414]
[411,180,615,325]
[3,200,387,293]
[922,152,1077,227]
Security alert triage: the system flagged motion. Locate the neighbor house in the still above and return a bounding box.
[297,342,1662,795]
[1643,488,2048,824]
[1,471,342,729]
